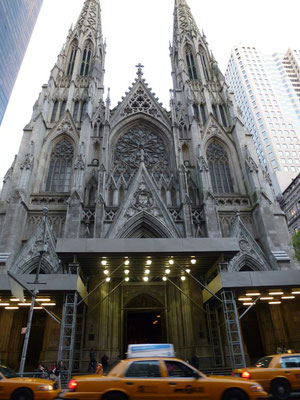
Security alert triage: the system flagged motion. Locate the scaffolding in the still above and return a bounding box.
[57,292,78,385]
[221,289,246,369]
[206,302,224,367]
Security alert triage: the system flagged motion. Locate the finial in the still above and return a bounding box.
[135,63,144,78]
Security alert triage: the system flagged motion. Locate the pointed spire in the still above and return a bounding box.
[173,0,200,39]
[74,0,102,35]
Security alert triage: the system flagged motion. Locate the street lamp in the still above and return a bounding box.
[19,207,48,376]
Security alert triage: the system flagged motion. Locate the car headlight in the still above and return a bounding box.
[250,384,264,392]
[37,384,53,391]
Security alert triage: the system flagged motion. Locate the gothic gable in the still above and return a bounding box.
[110,75,171,128]
[8,219,61,274]
[106,162,180,238]
[228,214,273,272]
[46,111,79,146]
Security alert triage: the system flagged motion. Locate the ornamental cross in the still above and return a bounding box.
[136,63,144,78]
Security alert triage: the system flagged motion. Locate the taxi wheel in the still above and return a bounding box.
[11,388,33,400]
[102,392,127,400]
[222,388,247,400]
[271,379,290,400]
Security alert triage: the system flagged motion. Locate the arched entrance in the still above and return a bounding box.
[123,293,166,355]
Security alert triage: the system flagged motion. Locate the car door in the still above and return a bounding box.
[163,360,212,400]
[120,360,166,400]
[280,355,300,390]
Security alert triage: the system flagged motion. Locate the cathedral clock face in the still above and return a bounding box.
[115,125,168,170]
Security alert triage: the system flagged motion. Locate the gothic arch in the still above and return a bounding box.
[44,136,75,193]
[115,211,175,238]
[125,293,163,309]
[228,253,270,272]
[18,256,54,274]
[66,39,78,76]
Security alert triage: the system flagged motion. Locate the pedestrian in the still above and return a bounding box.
[49,363,57,381]
[95,362,103,375]
[191,355,199,370]
[56,360,66,388]
[101,354,108,372]
[88,348,97,373]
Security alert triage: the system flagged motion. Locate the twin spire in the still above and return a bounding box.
[74,0,102,35]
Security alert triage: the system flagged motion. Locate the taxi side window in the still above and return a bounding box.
[165,361,196,377]
[125,361,161,378]
[280,356,300,368]
[255,356,272,368]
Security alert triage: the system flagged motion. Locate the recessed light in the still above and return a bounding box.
[106,277,111,282]
[181,276,186,281]
[168,259,174,265]
[191,259,196,264]
[124,260,130,266]
[162,277,167,281]
[165,269,171,274]
[146,260,152,265]
[185,269,191,273]
[281,296,295,299]
[269,301,281,305]
[246,293,260,296]
[101,260,107,266]
[104,269,109,275]
[269,292,283,295]
[260,297,274,300]
[145,269,150,275]
[125,277,130,282]
[143,276,149,282]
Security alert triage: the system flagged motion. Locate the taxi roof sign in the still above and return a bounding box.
[127,343,175,358]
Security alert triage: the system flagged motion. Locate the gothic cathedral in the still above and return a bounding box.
[0,0,299,373]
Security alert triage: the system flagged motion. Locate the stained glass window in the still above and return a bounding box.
[207,142,234,193]
[45,139,74,192]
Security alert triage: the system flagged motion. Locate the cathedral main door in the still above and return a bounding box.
[123,293,166,356]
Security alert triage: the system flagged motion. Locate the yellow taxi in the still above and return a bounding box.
[0,364,60,400]
[60,357,268,400]
[233,353,300,400]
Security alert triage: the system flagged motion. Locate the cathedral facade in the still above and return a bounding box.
[0,0,299,375]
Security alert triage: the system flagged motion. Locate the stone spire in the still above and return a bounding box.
[173,0,201,45]
[74,0,102,36]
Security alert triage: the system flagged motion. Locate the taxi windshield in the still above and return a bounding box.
[254,356,272,368]
[0,365,19,378]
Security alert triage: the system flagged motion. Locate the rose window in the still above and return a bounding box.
[115,125,168,171]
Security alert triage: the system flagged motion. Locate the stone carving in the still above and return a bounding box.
[126,182,161,219]
[198,156,209,172]
[121,87,159,118]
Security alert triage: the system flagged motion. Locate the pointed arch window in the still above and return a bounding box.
[80,41,93,76]
[200,104,207,125]
[219,104,228,127]
[73,100,79,122]
[51,100,59,123]
[207,142,234,193]
[185,47,198,80]
[67,41,78,76]
[200,49,210,81]
[59,100,66,119]
[80,101,87,121]
[45,139,74,192]
[212,104,218,121]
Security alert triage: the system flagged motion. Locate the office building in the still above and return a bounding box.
[225,44,300,194]
[0,0,43,125]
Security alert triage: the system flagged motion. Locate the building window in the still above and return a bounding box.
[212,104,218,121]
[200,104,207,125]
[80,41,93,76]
[67,40,78,76]
[200,48,210,81]
[219,104,228,127]
[51,100,59,123]
[73,100,79,122]
[207,142,234,193]
[193,104,199,121]
[45,139,74,192]
[186,47,198,80]
[59,100,66,119]
[81,101,88,121]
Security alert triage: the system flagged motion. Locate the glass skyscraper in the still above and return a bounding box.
[225,44,300,194]
[0,0,43,125]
